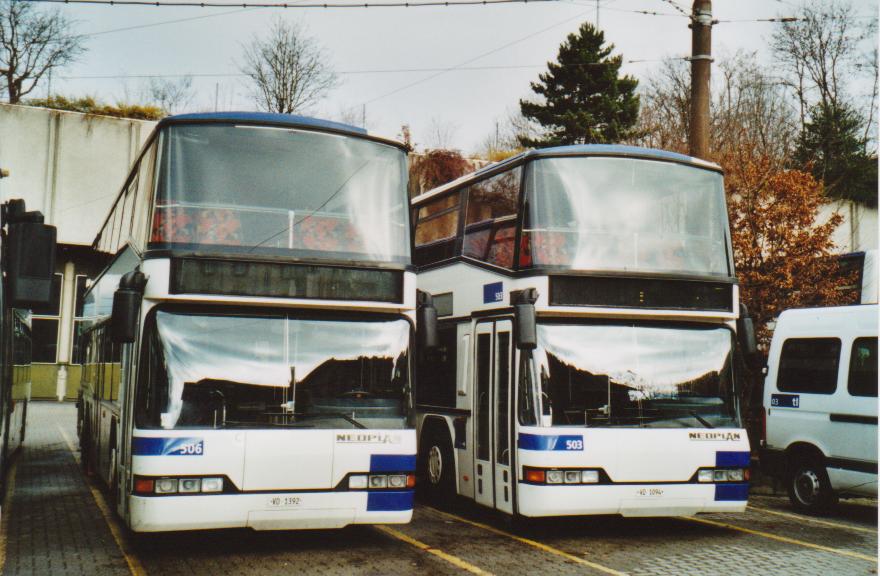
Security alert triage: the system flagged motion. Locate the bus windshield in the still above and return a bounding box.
[521,157,731,276]
[522,323,737,429]
[136,310,412,430]
[151,124,410,264]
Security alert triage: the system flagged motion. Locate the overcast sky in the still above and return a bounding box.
[50,0,878,153]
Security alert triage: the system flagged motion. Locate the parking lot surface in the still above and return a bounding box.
[1,402,876,576]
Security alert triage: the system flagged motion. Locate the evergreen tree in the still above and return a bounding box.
[519,23,639,147]
[794,103,878,208]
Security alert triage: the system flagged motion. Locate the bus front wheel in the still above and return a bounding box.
[419,427,455,506]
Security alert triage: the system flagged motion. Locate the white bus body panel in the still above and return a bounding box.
[516,427,750,517]
[128,428,416,532]
[763,304,878,497]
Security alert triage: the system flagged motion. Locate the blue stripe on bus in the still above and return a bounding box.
[132,437,204,456]
[366,490,414,512]
[715,451,750,468]
[369,454,416,473]
[714,483,749,501]
[517,433,584,451]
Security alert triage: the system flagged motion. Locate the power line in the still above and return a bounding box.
[657,0,690,19]
[58,58,684,81]
[25,0,562,8]
[82,8,254,37]
[364,8,594,104]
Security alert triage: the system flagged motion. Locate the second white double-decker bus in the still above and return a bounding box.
[78,113,420,532]
[412,145,755,518]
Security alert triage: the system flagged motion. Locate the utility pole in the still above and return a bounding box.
[688,0,713,159]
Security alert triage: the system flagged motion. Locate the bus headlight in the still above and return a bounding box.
[696,468,748,483]
[388,475,407,488]
[179,478,201,493]
[564,471,581,484]
[546,470,564,484]
[349,475,368,489]
[201,478,224,493]
[580,470,599,484]
[155,478,178,494]
[727,469,744,482]
[369,475,388,489]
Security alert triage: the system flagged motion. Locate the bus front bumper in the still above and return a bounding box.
[128,490,413,532]
[516,483,748,518]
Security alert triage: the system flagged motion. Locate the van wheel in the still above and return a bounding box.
[787,458,836,513]
[419,427,455,507]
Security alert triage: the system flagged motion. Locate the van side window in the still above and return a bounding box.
[778,338,840,395]
[848,337,878,398]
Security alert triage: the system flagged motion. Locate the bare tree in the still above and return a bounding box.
[772,1,876,135]
[0,1,85,104]
[424,117,459,150]
[145,76,195,115]
[240,18,337,114]
[632,52,797,163]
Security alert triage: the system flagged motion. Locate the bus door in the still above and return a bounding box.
[473,319,513,513]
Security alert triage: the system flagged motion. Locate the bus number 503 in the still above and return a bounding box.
[565,439,583,450]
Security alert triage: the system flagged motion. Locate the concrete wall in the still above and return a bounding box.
[0,103,156,245]
[819,199,879,254]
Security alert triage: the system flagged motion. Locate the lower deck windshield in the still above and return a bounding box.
[136,310,411,430]
[521,323,738,429]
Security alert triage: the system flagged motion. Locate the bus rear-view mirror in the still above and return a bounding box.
[737,304,758,358]
[112,270,147,344]
[4,200,57,309]
[513,288,538,350]
[417,290,439,350]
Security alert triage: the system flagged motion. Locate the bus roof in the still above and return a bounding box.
[157,112,407,150]
[412,144,722,205]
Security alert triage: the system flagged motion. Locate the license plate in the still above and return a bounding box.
[266,495,302,508]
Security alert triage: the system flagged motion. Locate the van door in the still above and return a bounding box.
[828,337,878,469]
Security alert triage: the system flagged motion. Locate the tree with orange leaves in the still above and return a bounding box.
[723,154,857,348]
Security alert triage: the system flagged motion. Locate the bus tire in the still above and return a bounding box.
[787,455,836,514]
[419,425,455,506]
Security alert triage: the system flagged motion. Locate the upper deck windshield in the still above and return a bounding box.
[150,123,410,264]
[521,156,731,277]
[520,323,738,429]
[135,310,412,430]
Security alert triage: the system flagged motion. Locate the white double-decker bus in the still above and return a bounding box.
[77,113,420,532]
[412,145,755,518]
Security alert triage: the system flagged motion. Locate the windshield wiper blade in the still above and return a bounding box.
[294,412,367,429]
[690,411,714,429]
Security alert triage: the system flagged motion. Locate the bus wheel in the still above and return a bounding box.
[787,457,836,514]
[420,428,455,506]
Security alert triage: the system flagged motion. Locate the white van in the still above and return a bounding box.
[761,304,878,512]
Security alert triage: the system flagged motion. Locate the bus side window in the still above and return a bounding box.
[414,192,462,266]
[458,334,470,397]
[462,168,521,269]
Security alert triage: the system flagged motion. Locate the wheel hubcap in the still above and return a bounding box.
[428,446,443,485]
[794,469,821,504]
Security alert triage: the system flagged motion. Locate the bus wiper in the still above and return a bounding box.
[294,412,367,429]
[690,411,714,429]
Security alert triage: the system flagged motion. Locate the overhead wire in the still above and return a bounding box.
[25,0,563,8]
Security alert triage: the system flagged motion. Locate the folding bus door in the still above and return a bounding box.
[472,319,514,513]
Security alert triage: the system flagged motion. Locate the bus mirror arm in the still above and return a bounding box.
[512,288,538,350]
[417,290,439,350]
[737,303,758,359]
[111,270,147,344]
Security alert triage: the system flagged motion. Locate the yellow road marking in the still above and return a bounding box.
[0,455,19,573]
[684,516,878,563]
[57,424,148,576]
[375,525,493,575]
[748,504,878,536]
[425,506,628,576]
